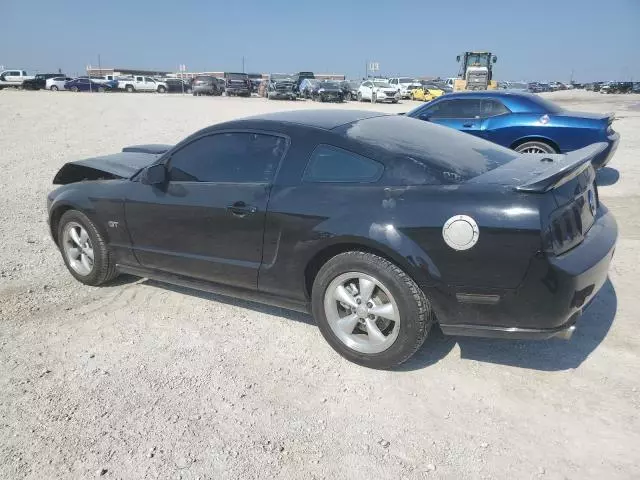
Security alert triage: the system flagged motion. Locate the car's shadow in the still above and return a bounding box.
[137,277,616,373]
[596,167,620,186]
[401,278,617,372]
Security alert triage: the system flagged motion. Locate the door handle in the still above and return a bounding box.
[227,201,257,216]
[463,123,474,128]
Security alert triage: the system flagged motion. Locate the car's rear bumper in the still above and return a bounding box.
[432,205,617,339]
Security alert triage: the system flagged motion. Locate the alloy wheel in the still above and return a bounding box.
[62,222,94,276]
[323,272,400,354]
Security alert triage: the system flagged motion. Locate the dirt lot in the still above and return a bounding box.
[1,90,639,480]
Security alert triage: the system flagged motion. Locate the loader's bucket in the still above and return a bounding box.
[454,79,467,91]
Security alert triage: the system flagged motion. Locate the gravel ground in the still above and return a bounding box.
[1,90,639,480]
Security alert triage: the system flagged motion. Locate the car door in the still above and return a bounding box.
[145,77,157,92]
[416,98,486,138]
[477,99,511,143]
[125,131,288,289]
[360,81,372,100]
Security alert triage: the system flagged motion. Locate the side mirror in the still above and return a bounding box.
[492,55,497,63]
[419,113,432,122]
[145,163,167,186]
[456,55,461,62]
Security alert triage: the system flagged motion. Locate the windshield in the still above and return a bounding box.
[336,115,518,183]
[227,73,247,80]
[271,74,293,81]
[422,84,440,90]
[465,53,491,67]
[398,78,414,84]
[373,81,391,88]
[320,82,339,88]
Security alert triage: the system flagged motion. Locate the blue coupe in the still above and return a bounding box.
[406,91,619,168]
[64,78,116,92]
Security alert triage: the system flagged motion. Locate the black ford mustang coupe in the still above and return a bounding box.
[47,110,617,369]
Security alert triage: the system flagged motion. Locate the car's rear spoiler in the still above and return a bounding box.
[122,144,172,155]
[515,142,608,193]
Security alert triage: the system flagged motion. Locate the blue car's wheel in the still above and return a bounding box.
[514,140,557,154]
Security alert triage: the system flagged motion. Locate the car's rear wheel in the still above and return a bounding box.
[357,92,363,102]
[71,86,79,92]
[157,86,166,93]
[98,86,105,93]
[58,210,117,286]
[126,85,134,93]
[311,252,432,369]
[51,85,58,91]
[514,140,558,154]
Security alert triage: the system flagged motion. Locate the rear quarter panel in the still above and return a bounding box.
[485,113,601,152]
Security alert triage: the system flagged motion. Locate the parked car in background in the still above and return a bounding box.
[410,83,445,102]
[22,73,62,90]
[337,81,352,101]
[388,77,421,99]
[633,83,640,94]
[64,78,113,92]
[164,78,192,94]
[504,82,529,93]
[47,110,617,369]
[433,81,453,94]
[224,72,251,97]
[0,69,34,89]
[602,82,633,94]
[299,78,320,99]
[293,71,315,96]
[248,73,263,93]
[343,80,360,100]
[46,76,73,91]
[263,73,296,100]
[192,76,222,96]
[118,76,168,93]
[406,91,619,168]
[357,79,399,103]
[311,80,344,102]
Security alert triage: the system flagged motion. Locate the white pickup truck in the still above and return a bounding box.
[118,75,168,93]
[0,70,35,89]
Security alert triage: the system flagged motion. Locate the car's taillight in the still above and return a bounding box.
[543,183,597,255]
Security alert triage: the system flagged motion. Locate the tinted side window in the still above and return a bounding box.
[303,145,383,183]
[168,132,286,183]
[427,99,481,119]
[480,99,510,117]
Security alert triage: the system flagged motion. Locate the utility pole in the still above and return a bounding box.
[242,56,245,73]
[98,54,102,76]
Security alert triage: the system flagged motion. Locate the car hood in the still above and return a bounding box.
[53,145,172,184]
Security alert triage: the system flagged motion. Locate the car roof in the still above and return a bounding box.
[442,90,535,100]
[241,110,386,130]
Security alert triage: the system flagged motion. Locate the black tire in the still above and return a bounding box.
[71,86,79,92]
[157,86,166,93]
[51,85,58,91]
[311,251,432,369]
[513,140,557,154]
[192,92,197,96]
[57,210,118,286]
[125,85,134,93]
[357,92,363,102]
[98,86,105,93]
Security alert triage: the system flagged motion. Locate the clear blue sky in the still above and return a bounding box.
[3,0,639,81]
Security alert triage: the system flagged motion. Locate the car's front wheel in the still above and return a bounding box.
[514,140,557,154]
[50,85,58,91]
[312,251,432,369]
[57,210,117,286]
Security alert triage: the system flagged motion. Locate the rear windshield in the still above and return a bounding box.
[194,76,214,83]
[335,115,518,183]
